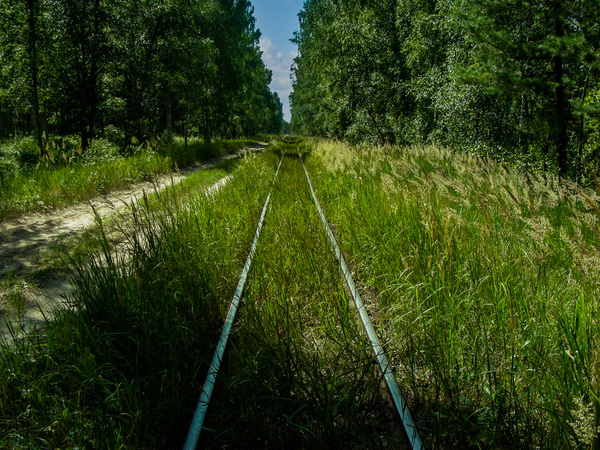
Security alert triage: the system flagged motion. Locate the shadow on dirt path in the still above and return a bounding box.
[0,144,266,345]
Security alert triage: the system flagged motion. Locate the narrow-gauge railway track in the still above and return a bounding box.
[184,151,286,449]
[185,147,422,448]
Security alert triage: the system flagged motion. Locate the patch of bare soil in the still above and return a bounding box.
[0,145,266,345]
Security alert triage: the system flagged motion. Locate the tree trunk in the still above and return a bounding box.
[26,0,45,157]
[0,101,4,139]
[81,123,89,152]
[203,105,211,145]
[183,109,188,149]
[86,0,101,146]
[576,71,591,183]
[552,2,569,177]
[78,66,90,152]
[554,56,568,176]
[184,117,188,149]
[75,0,101,153]
[166,102,173,144]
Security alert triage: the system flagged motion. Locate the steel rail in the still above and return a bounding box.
[298,147,423,450]
[183,151,285,450]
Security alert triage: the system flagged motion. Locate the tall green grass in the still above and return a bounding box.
[5,136,594,447]
[306,140,600,448]
[0,137,260,221]
[0,150,275,447]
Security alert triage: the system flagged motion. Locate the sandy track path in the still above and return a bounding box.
[0,145,265,344]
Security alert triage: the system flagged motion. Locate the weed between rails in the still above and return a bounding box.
[0,151,276,447]
[307,139,600,448]
[202,148,399,448]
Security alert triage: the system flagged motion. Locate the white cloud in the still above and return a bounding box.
[260,37,297,121]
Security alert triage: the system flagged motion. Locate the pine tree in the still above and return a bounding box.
[458,0,595,175]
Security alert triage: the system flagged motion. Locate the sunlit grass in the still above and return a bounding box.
[306,139,600,448]
[0,137,260,221]
[4,136,597,447]
[0,142,400,448]
[202,150,396,447]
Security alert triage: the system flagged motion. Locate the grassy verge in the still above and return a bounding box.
[0,150,275,448]
[306,139,600,448]
[0,137,261,221]
[0,141,401,448]
[0,151,248,324]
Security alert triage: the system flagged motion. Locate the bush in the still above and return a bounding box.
[77,138,123,166]
[15,137,41,167]
[0,147,21,179]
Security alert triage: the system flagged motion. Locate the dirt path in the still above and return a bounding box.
[0,145,265,345]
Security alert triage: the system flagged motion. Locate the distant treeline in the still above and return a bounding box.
[0,0,284,153]
[291,0,600,179]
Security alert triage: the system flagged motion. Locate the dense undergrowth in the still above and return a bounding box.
[0,142,401,448]
[0,150,275,447]
[0,135,260,221]
[306,139,600,448]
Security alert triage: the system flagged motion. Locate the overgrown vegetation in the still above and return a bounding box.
[3,137,600,447]
[0,142,402,448]
[0,0,284,155]
[306,139,600,448]
[202,145,398,447]
[0,149,275,447]
[0,136,259,220]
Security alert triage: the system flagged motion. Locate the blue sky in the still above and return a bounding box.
[252,0,305,122]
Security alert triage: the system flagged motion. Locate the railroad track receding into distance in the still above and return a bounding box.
[184,147,423,449]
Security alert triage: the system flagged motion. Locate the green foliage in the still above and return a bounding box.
[5,139,600,446]
[457,0,598,176]
[0,151,275,447]
[186,146,397,447]
[0,0,283,154]
[0,137,254,220]
[583,87,600,173]
[291,0,600,180]
[0,147,20,179]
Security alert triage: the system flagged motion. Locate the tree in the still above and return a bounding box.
[26,0,44,154]
[457,0,597,175]
[0,0,283,155]
[0,0,51,153]
[51,0,106,151]
[291,0,600,179]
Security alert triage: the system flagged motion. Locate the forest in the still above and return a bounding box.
[291,0,600,180]
[0,0,284,154]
